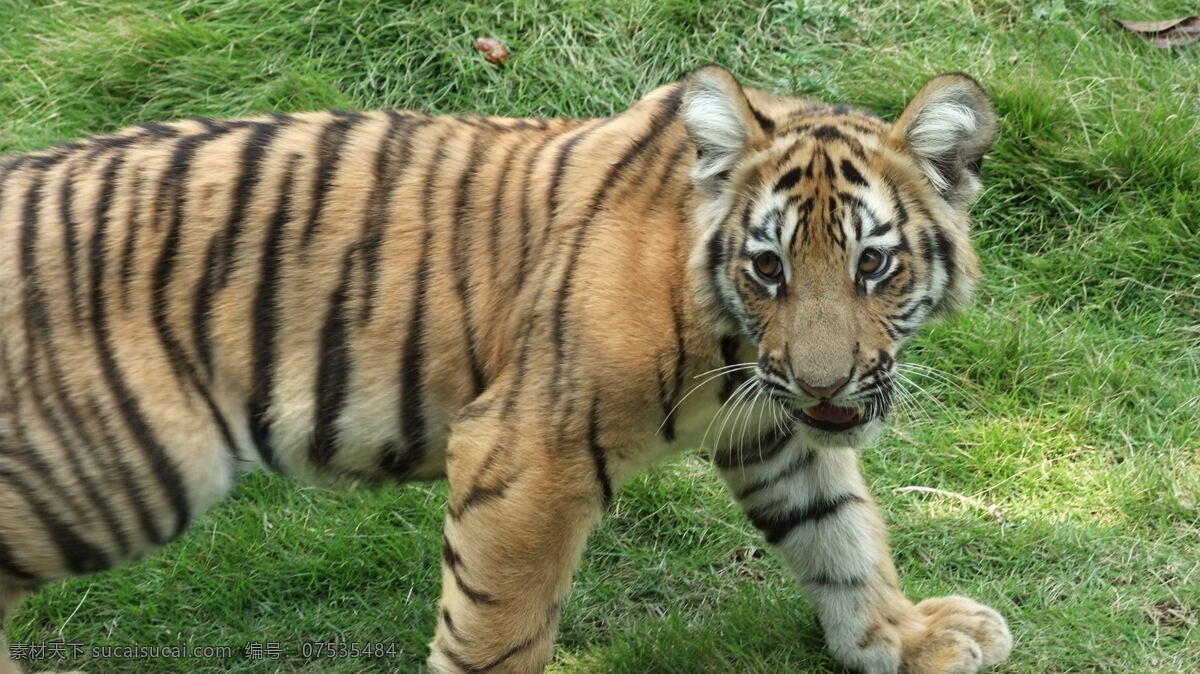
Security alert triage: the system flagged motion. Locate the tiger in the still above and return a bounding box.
[0,64,1010,673]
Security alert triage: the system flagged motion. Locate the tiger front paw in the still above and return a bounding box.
[898,595,1012,673]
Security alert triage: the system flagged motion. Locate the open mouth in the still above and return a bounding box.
[799,403,865,432]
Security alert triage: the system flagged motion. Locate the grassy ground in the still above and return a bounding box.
[1,0,1197,671]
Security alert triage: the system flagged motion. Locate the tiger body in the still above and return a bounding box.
[0,67,1011,673]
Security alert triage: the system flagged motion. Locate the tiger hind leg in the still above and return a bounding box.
[1,583,25,674]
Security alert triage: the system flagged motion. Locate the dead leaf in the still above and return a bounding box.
[1145,599,1198,629]
[474,37,510,65]
[1116,16,1200,48]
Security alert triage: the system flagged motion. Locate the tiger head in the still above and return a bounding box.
[683,65,997,449]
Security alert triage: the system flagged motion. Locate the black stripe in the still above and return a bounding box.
[151,126,228,384]
[550,88,684,406]
[448,484,509,519]
[746,493,863,544]
[117,168,146,309]
[811,125,844,141]
[840,158,867,186]
[441,609,463,640]
[717,335,742,402]
[0,536,39,583]
[300,111,365,247]
[398,134,449,472]
[660,278,688,442]
[486,138,520,298]
[145,126,244,466]
[192,118,289,376]
[515,134,556,289]
[805,573,867,589]
[548,123,596,221]
[0,467,109,574]
[442,539,497,605]
[56,162,87,325]
[358,112,426,323]
[308,249,356,468]
[0,344,92,532]
[86,394,165,545]
[931,225,956,295]
[587,396,613,506]
[445,634,537,673]
[452,129,488,396]
[377,440,421,479]
[775,166,804,193]
[91,153,193,540]
[20,166,133,555]
[734,449,814,501]
[246,155,302,470]
[868,220,892,238]
[748,103,776,134]
[712,426,791,469]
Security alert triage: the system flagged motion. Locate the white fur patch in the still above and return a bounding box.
[683,72,749,191]
[907,101,977,193]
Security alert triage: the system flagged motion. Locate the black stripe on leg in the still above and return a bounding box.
[442,634,537,673]
[746,493,863,544]
[734,449,815,501]
[0,536,39,583]
[711,426,791,470]
[441,609,464,641]
[587,395,613,507]
[448,484,509,520]
[0,467,109,575]
[442,539,497,605]
[86,395,166,546]
[804,572,868,590]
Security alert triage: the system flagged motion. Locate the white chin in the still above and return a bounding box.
[795,418,886,449]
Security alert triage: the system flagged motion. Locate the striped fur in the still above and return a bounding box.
[0,66,1008,673]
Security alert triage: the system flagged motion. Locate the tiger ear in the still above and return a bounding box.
[682,65,770,195]
[889,74,997,208]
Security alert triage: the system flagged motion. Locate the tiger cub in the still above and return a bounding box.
[0,65,1010,673]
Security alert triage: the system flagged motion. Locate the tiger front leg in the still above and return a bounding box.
[717,443,1012,673]
[427,406,609,673]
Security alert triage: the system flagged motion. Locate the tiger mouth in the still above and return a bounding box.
[799,403,865,431]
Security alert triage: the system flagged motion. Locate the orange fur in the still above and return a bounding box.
[0,67,1007,673]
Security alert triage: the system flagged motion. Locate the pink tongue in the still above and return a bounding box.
[804,404,860,423]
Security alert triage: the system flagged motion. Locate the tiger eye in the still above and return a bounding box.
[858,248,889,277]
[752,252,784,282]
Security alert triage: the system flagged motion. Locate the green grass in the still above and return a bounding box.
[2,0,1197,671]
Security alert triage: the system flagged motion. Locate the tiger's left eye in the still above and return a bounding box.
[752,252,784,282]
[858,248,890,277]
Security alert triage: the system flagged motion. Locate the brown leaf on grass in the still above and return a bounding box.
[1116,16,1200,48]
[474,37,510,65]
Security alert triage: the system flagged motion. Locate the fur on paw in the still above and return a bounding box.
[901,595,1012,673]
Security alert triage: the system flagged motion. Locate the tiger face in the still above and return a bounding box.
[684,66,996,449]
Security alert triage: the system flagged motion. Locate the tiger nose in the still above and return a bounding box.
[796,375,850,400]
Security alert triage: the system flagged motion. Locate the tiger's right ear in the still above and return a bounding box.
[682,65,770,195]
